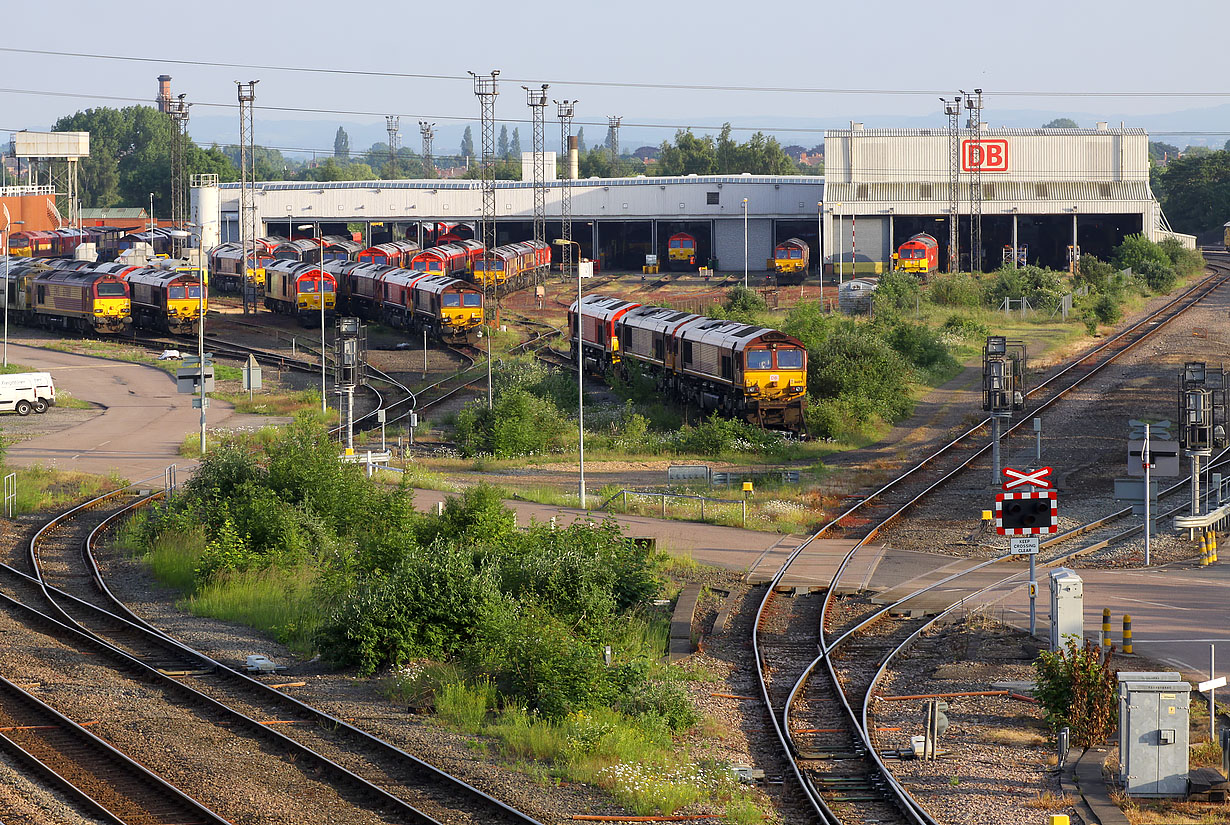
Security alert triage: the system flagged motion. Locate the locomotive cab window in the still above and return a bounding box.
[96,282,126,297]
[300,281,316,293]
[746,349,772,370]
[463,293,481,307]
[443,294,461,307]
[777,348,803,369]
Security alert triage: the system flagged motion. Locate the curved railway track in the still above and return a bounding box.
[0,486,545,825]
[756,255,1230,824]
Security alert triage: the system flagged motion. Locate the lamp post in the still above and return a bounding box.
[742,198,749,290]
[554,237,585,509]
[186,222,209,455]
[833,201,843,293]
[3,216,25,367]
[299,222,326,414]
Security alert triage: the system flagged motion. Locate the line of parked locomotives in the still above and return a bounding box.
[208,234,551,342]
[571,295,808,432]
[0,256,205,335]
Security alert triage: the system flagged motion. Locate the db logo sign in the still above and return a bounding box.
[962,139,1008,172]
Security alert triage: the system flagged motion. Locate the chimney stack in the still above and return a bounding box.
[157,75,173,113]
[568,135,579,180]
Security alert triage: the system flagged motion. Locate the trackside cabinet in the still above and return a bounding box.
[1120,679,1190,797]
[1048,568,1083,651]
[1118,672,1182,770]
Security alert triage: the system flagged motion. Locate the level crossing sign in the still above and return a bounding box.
[1002,466,1052,490]
[994,489,1058,536]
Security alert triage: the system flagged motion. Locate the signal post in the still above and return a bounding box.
[994,465,1058,636]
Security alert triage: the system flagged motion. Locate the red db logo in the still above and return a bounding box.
[962,139,1008,172]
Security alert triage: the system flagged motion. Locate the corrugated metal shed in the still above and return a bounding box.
[79,207,149,220]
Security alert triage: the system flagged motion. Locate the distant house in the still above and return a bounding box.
[632,146,660,162]
[798,150,824,167]
[782,145,807,162]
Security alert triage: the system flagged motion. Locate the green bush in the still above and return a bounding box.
[1159,237,1206,278]
[879,321,958,374]
[985,265,1066,310]
[454,388,569,458]
[927,272,986,308]
[1033,638,1118,747]
[1076,254,1118,292]
[871,270,921,317]
[719,285,767,323]
[939,315,990,342]
[809,331,913,424]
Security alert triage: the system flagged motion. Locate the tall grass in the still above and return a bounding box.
[142,528,205,592]
[186,565,320,655]
[8,466,121,514]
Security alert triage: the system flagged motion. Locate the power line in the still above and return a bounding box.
[4,46,1230,99]
[4,85,1230,142]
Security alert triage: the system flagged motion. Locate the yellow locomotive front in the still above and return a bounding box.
[91,277,132,333]
[743,343,807,404]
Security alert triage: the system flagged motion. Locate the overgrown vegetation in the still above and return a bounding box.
[1033,638,1118,747]
[122,416,769,817]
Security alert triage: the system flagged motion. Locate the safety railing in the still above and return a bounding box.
[600,488,747,527]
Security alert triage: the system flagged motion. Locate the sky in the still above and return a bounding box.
[3,0,1228,157]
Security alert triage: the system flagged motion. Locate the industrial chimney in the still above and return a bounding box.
[568,135,579,180]
[157,75,173,113]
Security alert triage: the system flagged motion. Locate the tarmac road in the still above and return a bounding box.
[1,343,238,482]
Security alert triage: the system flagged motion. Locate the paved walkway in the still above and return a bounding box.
[2,344,242,482]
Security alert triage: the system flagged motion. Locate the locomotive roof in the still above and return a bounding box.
[263,259,327,277]
[34,268,127,286]
[676,317,803,353]
[618,304,702,334]
[415,275,477,295]
[125,267,202,288]
[571,294,640,323]
[775,237,808,249]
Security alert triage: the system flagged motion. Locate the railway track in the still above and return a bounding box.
[756,255,1230,824]
[0,486,545,825]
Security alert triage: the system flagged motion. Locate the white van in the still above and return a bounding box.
[0,372,56,416]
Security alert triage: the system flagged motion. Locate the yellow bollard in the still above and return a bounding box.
[1123,613,1133,655]
[1049,816,1071,825]
[1199,533,1209,566]
[1102,608,1112,650]
[1211,531,1218,563]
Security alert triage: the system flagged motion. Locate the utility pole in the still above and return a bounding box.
[236,80,259,315]
[418,121,435,179]
[385,115,400,176]
[943,96,961,273]
[524,85,549,283]
[556,99,577,281]
[471,70,499,410]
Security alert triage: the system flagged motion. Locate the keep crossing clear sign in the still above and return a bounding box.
[1010,536,1040,555]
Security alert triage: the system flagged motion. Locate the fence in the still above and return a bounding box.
[601,488,747,527]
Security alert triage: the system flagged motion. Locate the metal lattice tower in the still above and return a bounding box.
[965,89,984,272]
[943,97,961,273]
[607,116,621,169]
[523,85,549,257]
[385,116,400,176]
[556,99,577,278]
[236,80,259,313]
[419,121,435,179]
[168,94,191,253]
[470,71,499,255]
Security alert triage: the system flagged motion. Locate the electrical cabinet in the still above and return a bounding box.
[1120,679,1190,797]
[1048,567,1083,651]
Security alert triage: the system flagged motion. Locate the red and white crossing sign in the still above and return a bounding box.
[1002,465,1053,490]
[994,490,1059,536]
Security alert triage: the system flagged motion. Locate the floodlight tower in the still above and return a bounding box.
[235,80,259,315]
[556,99,578,279]
[385,116,400,176]
[965,89,984,272]
[523,85,549,256]
[470,70,500,410]
[943,96,961,273]
[419,121,435,179]
[167,94,191,254]
[607,115,621,168]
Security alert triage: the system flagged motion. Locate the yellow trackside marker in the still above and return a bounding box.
[981,510,993,522]
[1123,614,1133,655]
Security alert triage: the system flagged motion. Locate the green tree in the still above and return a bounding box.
[460,126,474,161]
[510,128,521,157]
[304,158,377,182]
[498,125,509,158]
[655,130,717,175]
[1149,141,1180,163]
[54,105,238,210]
[333,127,350,159]
[576,127,586,153]
[1152,149,1230,234]
[1042,118,1079,128]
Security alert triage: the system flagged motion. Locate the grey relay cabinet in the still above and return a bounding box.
[1119,677,1191,797]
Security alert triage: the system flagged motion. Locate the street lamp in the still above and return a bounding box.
[742,198,749,290]
[553,237,586,509]
[2,216,25,367]
[186,222,208,455]
[816,201,823,297]
[298,222,327,414]
[832,201,844,294]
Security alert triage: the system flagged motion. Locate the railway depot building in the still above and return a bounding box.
[202,123,1177,273]
[822,124,1169,272]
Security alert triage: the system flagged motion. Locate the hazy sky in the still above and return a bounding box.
[3,0,1227,153]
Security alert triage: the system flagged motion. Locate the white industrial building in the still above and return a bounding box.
[193,124,1181,273]
[822,124,1176,272]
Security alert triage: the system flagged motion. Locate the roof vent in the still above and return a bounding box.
[1096,121,1109,131]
